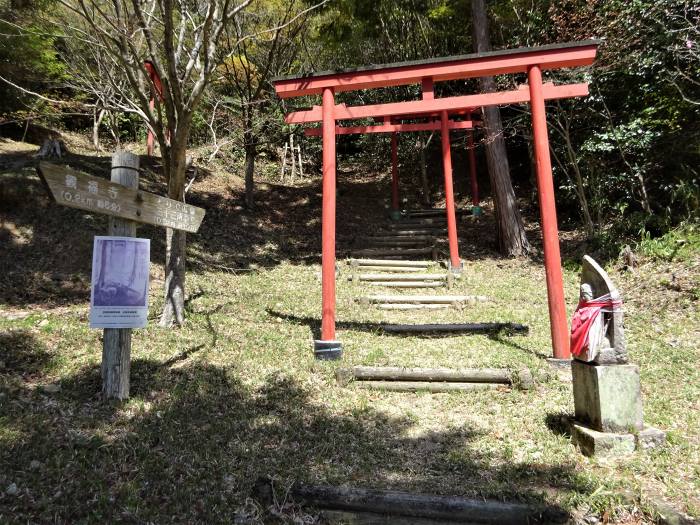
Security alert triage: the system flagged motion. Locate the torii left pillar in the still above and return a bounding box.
[314,87,343,360]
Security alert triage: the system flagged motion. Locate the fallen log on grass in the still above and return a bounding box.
[382,322,529,335]
[253,479,567,524]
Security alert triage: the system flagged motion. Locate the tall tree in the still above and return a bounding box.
[218,0,315,209]
[52,0,252,327]
[472,0,530,255]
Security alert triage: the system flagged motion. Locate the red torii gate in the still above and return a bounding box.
[273,40,599,361]
[304,114,482,222]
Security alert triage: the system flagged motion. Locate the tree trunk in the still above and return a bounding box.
[418,136,431,206]
[244,123,256,209]
[563,129,595,238]
[472,0,530,256]
[93,107,106,151]
[159,142,188,328]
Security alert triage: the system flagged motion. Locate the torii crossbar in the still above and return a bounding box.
[273,40,599,361]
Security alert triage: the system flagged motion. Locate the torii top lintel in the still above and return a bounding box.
[272,40,599,99]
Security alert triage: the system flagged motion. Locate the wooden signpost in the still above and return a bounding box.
[37,153,205,400]
[37,161,205,233]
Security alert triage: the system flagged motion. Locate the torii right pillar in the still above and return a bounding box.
[528,65,570,360]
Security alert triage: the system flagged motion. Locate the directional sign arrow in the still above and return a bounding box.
[37,162,205,233]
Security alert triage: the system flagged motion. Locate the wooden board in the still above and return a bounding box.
[37,162,205,233]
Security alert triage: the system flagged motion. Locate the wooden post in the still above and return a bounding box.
[280,142,288,182]
[297,145,304,178]
[290,133,297,183]
[102,151,139,400]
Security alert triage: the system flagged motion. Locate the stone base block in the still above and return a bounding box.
[571,422,635,458]
[572,360,643,433]
[546,358,571,369]
[313,340,343,361]
[636,426,667,450]
[448,260,464,275]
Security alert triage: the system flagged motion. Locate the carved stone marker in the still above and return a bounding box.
[575,256,627,364]
[570,255,665,457]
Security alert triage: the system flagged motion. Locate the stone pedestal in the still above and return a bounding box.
[571,423,636,458]
[572,360,643,433]
[570,360,666,457]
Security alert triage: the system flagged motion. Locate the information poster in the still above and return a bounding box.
[90,236,150,329]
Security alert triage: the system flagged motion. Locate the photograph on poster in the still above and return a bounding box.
[90,236,150,328]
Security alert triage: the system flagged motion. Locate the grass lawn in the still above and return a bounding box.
[1,139,698,523]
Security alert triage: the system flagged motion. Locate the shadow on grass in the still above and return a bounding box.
[0,330,54,377]
[0,353,597,523]
[545,413,574,438]
[487,332,549,359]
[266,309,530,342]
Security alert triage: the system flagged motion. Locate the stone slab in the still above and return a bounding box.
[636,426,667,451]
[571,422,635,458]
[572,360,643,433]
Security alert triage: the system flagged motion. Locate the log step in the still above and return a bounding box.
[368,282,445,288]
[356,381,500,393]
[376,229,445,236]
[354,273,448,282]
[352,266,428,273]
[349,258,431,267]
[404,208,471,218]
[363,240,433,247]
[363,294,479,303]
[364,235,436,241]
[352,247,437,259]
[338,366,517,384]
[377,303,451,309]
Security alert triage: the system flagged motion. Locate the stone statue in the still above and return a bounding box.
[574,256,628,364]
[570,255,664,458]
